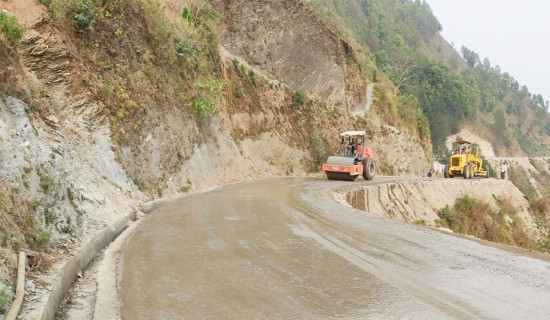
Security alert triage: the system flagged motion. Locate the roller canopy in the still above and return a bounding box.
[340,131,365,137]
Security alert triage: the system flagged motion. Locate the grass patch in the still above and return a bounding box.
[0,286,13,314]
[530,197,550,252]
[38,167,55,191]
[0,11,24,45]
[438,194,534,249]
[180,179,192,193]
[508,165,537,201]
[291,89,306,107]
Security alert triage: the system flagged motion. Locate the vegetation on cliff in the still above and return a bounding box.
[302,0,550,158]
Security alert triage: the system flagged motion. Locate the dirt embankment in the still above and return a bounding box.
[345,177,535,233]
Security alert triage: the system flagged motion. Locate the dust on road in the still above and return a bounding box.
[120,177,550,319]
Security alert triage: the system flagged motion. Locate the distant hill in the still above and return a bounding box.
[302,0,550,158]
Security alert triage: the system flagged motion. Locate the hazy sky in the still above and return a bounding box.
[426,0,550,102]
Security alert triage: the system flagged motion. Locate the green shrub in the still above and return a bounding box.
[180,186,189,193]
[292,89,306,107]
[11,238,23,251]
[0,11,24,45]
[437,205,453,221]
[44,210,55,225]
[73,0,96,33]
[182,5,193,25]
[176,38,199,78]
[416,111,430,138]
[193,80,225,118]
[39,170,54,191]
[531,197,550,251]
[0,286,12,315]
[485,161,496,178]
[248,69,257,85]
[233,84,242,98]
[39,231,51,249]
[238,65,247,78]
[330,107,341,118]
[38,0,62,20]
[439,195,534,249]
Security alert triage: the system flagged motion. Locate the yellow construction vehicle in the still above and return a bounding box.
[444,140,489,179]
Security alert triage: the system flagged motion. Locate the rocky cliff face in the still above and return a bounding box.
[0,96,142,291]
[213,0,368,115]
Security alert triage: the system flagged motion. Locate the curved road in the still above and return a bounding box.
[120,177,550,319]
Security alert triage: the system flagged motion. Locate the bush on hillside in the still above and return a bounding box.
[73,0,95,33]
[437,195,533,249]
[508,165,537,201]
[292,89,306,107]
[0,12,24,45]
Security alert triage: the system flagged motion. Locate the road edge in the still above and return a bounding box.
[93,211,147,320]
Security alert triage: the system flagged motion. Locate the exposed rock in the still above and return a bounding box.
[30,43,48,57]
[212,0,368,114]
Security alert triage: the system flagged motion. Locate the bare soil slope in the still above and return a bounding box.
[346,178,534,232]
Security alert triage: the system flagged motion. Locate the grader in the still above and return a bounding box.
[444,140,489,179]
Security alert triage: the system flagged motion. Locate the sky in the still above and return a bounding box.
[426,0,550,102]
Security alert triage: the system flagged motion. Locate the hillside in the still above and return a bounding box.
[300,0,550,158]
[0,0,549,317]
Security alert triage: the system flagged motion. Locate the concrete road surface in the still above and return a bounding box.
[120,177,550,319]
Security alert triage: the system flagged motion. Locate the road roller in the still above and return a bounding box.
[322,131,376,181]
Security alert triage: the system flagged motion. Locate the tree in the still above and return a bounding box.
[390,54,417,95]
[374,50,389,69]
[461,46,480,68]
[482,57,491,69]
[375,22,387,47]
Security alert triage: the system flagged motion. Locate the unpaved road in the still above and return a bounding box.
[120,177,550,319]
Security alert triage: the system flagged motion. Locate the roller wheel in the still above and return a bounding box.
[444,164,449,178]
[463,165,469,179]
[326,172,358,181]
[469,165,474,179]
[362,158,376,180]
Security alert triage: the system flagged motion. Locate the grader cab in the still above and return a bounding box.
[444,140,488,179]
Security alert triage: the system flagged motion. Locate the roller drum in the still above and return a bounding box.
[326,172,358,181]
[325,156,356,166]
